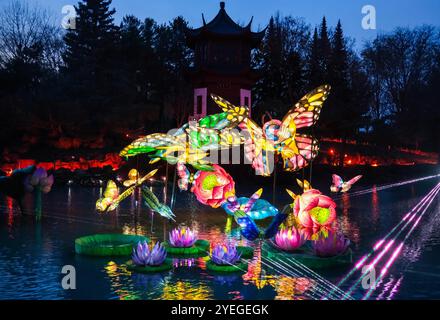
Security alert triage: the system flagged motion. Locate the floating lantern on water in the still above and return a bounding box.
[169,227,197,248]
[312,232,350,257]
[211,244,241,266]
[24,167,54,194]
[132,241,167,266]
[274,227,306,251]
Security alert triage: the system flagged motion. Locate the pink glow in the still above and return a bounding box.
[355,255,369,269]
[380,243,404,276]
[373,240,385,251]
[408,213,417,223]
[367,240,394,271]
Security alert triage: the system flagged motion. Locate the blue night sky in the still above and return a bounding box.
[5,0,440,48]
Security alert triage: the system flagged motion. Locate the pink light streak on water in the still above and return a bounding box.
[366,240,395,272]
[332,181,440,299]
[364,185,440,300]
[386,277,403,300]
[380,243,404,276]
[336,183,440,291]
[373,239,385,251]
[352,186,434,272]
[355,255,369,270]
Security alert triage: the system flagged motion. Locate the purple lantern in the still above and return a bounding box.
[132,241,167,266]
[312,232,350,257]
[211,244,241,266]
[169,226,197,248]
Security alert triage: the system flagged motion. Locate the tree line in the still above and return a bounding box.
[0,0,439,159]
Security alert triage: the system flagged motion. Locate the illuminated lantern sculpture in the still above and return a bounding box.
[240,85,331,176]
[191,164,235,208]
[96,169,158,212]
[95,169,175,221]
[274,227,306,251]
[222,188,279,220]
[312,232,350,257]
[330,174,362,193]
[222,188,289,241]
[169,227,198,248]
[24,167,54,194]
[132,241,167,266]
[293,189,337,228]
[211,244,241,266]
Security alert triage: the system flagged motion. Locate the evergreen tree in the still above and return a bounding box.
[307,27,322,87]
[63,0,118,93]
[324,19,351,139]
[306,17,331,89]
[119,15,144,98]
[318,17,331,81]
[254,15,310,120]
[330,20,348,87]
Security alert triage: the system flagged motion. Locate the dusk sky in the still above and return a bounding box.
[4,0,440,48]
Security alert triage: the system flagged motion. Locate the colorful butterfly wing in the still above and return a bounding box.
[210,94,249,128]
[332,174,343,188]
[347,175,363,186]
[296,179,312,192]
[197,112,230,130]
[282,134,319,172]
[219,129,243,149]
[247,199,279,220]
[281,85,331,132]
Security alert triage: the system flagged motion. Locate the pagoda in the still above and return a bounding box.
[185,2,266,119]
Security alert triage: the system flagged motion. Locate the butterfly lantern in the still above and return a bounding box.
[241,85,331,176]
[330,174,363,193]
[223,189,288,241]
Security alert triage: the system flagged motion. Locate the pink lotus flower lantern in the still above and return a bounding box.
[191,164,235,208]
[24,167,54,194]
[274,227,306,251]
[293,189,336,228]
[169,226,197,248]
[312,232,350,257]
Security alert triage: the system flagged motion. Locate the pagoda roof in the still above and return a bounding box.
[185,2,266,46]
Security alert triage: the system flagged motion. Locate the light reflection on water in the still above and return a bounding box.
[1,178,440,300]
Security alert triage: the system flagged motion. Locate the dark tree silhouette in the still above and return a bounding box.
[0,0,439,162]
[253,14,310,120]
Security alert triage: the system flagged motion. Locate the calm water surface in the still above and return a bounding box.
[1,177,440,300]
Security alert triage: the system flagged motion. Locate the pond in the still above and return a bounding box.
[1,175,440,300]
